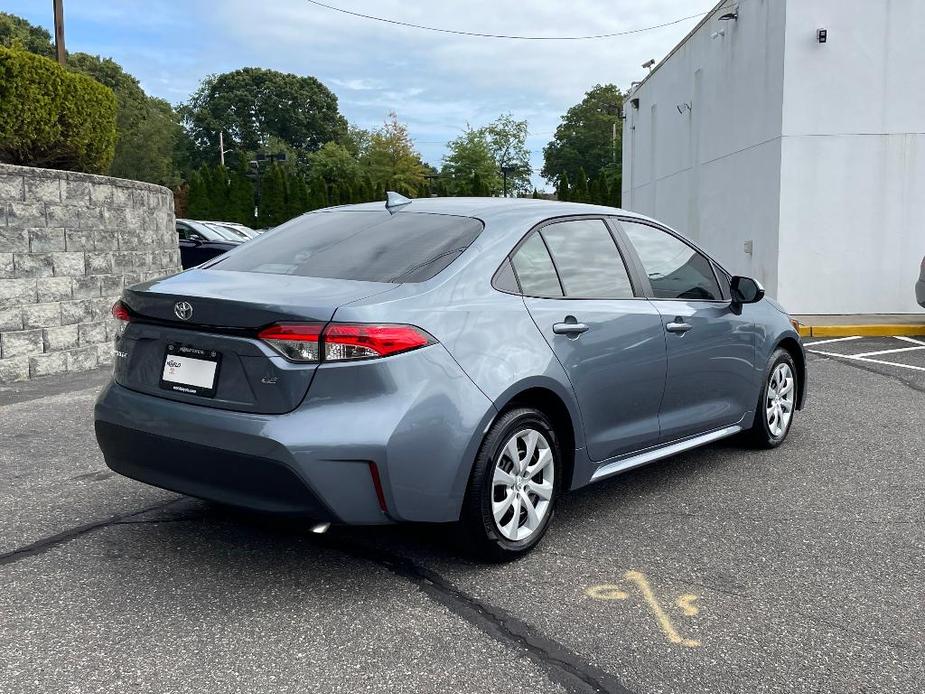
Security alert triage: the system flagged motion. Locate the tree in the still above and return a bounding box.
[67,52,181,186]
[362,113,426,197]
[542,84,623,201]
[0,12,54,58]
[556,172,570,202]
[572,167,590,203]
[181,67,347,166]
[440,127,499,196]
[485,114,531,197]
[286,175,310,219]
[257,163,288,228]
[186,169,208,218]
[342,124,371,159]
[307,141,360,188]
[0,47,116,173]
[0,13,182,185]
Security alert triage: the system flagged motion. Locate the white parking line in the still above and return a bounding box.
[852,345,925,357]
[894,335,925,347]
[802,336,864,347]
[806,348,925,372]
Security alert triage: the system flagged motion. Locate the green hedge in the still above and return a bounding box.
[0,47,116,173]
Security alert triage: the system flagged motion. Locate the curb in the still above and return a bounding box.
[796,324,925,338]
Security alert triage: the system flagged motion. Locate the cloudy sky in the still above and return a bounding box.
[6,0,709,188]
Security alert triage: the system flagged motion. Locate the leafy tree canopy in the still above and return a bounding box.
[485,113,531,196]
[542,84,623,190]
[0,47,117,173]
[0,13,181,186]
[181,67,348,166]
[362,113,426,197]
[0,12,54,58]
[441,127,500,196]
[68,52,182,186]
[307,141,361,187]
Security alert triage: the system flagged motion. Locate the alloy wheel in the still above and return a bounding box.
[491,428,555,541]
[766,362,795,438]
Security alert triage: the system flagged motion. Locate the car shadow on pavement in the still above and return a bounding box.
[127,434,759,571]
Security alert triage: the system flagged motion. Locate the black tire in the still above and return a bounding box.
[745,348,798,449]
[459,407,562,562]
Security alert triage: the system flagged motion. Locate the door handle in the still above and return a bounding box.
[553,321,589,336]
[666,320,692,334]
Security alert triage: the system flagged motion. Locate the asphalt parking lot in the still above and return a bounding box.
[1,339,923,694]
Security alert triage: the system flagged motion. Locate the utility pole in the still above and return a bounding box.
[612,122,617,165]
[500,165,516,198]
[219,131,232,167]
[52,0,65,65]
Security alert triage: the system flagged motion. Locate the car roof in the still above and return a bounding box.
[339,197,658,225]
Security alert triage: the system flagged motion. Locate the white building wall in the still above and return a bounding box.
[622,0,925,314]
[623,0,788,296]
[776,0,925,313]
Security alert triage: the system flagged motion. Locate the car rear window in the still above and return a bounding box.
[212,210,484,283]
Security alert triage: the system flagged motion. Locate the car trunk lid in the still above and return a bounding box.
[114,270,397,414]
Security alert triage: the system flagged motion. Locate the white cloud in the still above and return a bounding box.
[4,0,707,186]
[208,0,706,183]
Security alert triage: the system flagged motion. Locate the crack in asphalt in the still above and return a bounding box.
[1,500,633,693]
[0,498,183,567]
[322,537,635,694]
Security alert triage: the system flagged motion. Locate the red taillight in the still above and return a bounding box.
[323,324,433,360]
[111,300,131,322]
[257,323,323,362]
[257,322,434,362]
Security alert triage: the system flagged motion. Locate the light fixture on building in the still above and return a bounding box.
[676,103,692,115]
[642,58,655,72]
[817,28,827,43]
[719,11,738,21]
[711,28,726,40]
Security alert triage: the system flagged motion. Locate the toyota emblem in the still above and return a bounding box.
[174,301,193,321]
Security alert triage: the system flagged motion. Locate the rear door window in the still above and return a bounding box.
[540,219,634,299]
[213,211,483,283]
[621,220,722,300]
[511,232,563,297]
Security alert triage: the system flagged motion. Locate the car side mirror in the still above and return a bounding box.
[730,275,765,304]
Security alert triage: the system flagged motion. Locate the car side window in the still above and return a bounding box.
[620,220,722,301]
[176,224,189,240]
[511,232,563,297]
[540,219,634,299]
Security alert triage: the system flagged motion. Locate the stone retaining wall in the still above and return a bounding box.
[0,163,180,383]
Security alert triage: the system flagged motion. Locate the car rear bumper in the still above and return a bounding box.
[96,420,337,519]
[94,345,495,524]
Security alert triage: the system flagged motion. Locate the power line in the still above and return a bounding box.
[304,0,707,41]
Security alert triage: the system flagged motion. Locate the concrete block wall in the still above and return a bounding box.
[0,163,181,383]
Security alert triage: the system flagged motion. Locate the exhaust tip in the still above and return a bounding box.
[310,522,331,534]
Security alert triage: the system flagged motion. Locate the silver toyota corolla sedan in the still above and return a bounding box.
[95,195,806,560]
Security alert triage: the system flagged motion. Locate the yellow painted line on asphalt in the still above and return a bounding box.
[675,594,700,616]
[585,570,701,648]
